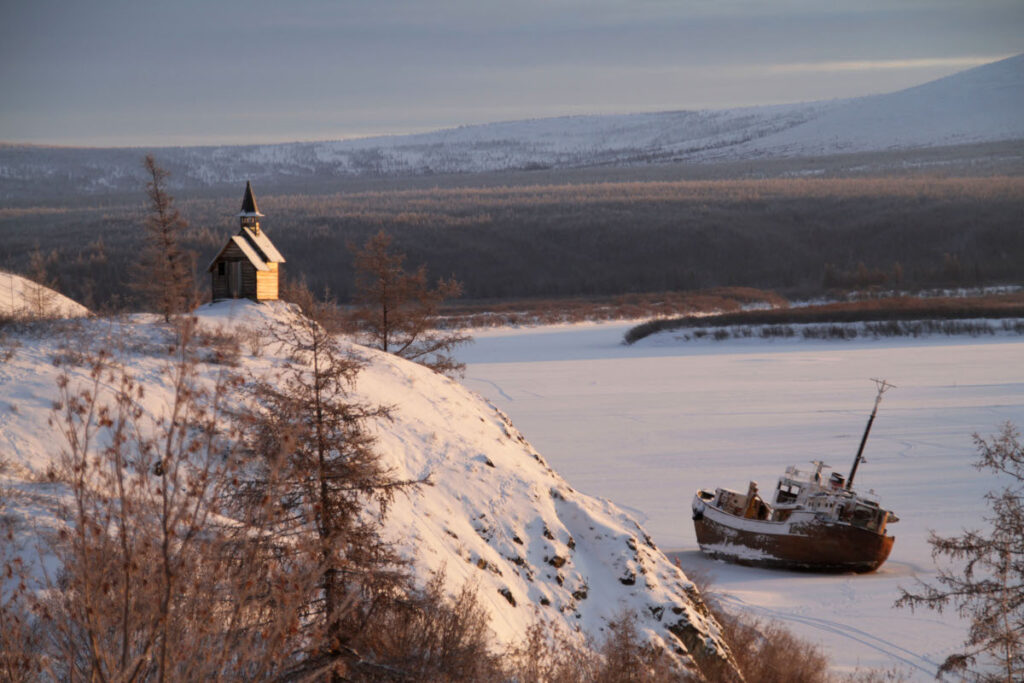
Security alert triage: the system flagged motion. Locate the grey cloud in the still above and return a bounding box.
[1,0,1020,145]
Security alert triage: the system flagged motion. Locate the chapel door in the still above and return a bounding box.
[228,261,242,298]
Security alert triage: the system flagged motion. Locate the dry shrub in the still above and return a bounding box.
[682,565,831,683]
[236,324,265,356]
[279,274,347,334]
[837,667,909,682]
[359,573,504,682]
[594,612,687,682]
[0,484,46,682]
[39,321,273,681]
[504,615,602,681]
[718,613,830,683]
[504,611,694,682]
[193,321,242,365]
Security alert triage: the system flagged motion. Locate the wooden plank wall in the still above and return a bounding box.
[256,263,279,300]
[211,244,279,301]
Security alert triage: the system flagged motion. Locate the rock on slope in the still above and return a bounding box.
[0,300,735,676]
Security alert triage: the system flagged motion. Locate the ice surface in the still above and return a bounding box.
[460,322,1024,678]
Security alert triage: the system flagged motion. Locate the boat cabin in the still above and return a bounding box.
[701,461,895,533]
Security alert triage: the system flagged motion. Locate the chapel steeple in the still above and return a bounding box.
[208,181,284,301]
[237,180,264,234]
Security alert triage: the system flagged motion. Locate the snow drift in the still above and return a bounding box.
[0,270,90,319]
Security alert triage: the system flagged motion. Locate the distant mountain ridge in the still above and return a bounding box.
[1,54,1021,200]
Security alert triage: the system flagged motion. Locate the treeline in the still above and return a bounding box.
[1,175,1023,311]
[645,318,1024,344]
[441,287,787,328]
[624,292,1024,343]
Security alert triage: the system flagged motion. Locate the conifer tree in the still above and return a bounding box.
[241,304,420,678]
[896,422,1024,681]
[22,246,58,318]
[350,230,469,376]
[135,155,196,321]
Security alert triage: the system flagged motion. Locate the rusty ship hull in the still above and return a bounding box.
[692,493,894,573]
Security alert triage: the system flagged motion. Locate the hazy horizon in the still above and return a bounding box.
[2,1,1021,148]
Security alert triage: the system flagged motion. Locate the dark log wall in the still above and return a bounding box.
[210,241,275,301]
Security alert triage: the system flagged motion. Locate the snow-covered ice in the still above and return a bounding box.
[459,322,1024,678]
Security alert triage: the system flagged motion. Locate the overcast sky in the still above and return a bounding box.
[1,0,1020,147]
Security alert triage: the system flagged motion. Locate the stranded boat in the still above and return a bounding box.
[692,380,899,573]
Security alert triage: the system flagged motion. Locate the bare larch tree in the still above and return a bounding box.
[349,230,470,376]
[135,155,196,321]
[240,304,422,679]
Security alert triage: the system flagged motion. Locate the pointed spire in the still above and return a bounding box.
[238,181,263,217]
[238,180,264,234]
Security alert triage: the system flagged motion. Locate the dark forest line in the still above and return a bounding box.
[1,175,1022,312]
[2,137,1022,207]
[624,292,1024,343]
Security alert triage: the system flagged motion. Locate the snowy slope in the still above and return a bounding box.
[729,53,1024,158]
[0,301,733,673]
[0,270,89,319]
[1,55,1021,200]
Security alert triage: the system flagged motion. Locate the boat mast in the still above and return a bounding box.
[846,379,895,491]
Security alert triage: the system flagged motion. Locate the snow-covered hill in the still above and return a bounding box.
[0,270,89,319]
[727,53,1024,159]
[0,301,733,674]
[1,55,1021,200]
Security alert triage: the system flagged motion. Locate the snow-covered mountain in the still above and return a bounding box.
[1,55,1021,201]
[726,53,1024,159]
[0,300,734,674]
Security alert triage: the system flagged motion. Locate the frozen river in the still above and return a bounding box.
[459,321,1024,678]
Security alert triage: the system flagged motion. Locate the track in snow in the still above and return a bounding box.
[716,591,940,677]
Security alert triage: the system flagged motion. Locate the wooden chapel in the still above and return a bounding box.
[207,182,285,301]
